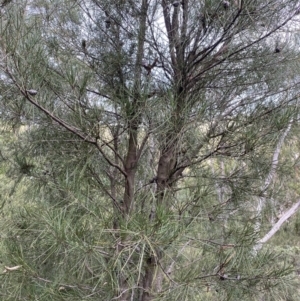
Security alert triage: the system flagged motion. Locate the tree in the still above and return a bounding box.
[0,0,300,300]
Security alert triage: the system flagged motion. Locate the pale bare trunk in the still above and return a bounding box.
[255,119,293,234]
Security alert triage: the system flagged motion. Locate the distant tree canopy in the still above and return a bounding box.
[0,0,300,300]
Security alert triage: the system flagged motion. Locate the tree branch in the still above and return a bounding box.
[254,200,300,253]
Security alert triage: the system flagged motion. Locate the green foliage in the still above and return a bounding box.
[0,0,299,300]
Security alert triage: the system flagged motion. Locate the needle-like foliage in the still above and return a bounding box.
[0,0,300,300]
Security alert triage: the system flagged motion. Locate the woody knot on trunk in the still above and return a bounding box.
[142,58,158,75]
